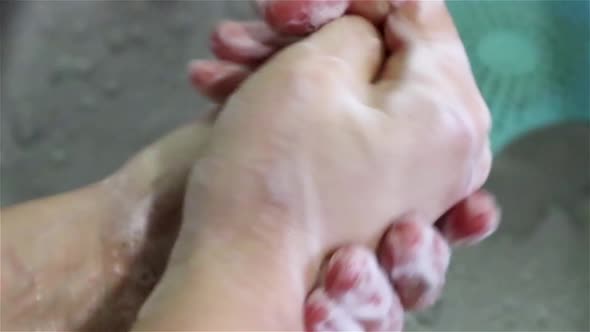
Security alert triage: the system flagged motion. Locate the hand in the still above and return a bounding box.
[186,1,499,330]
[0,115,220,332]
[195,0,491,250]
[134,1,489,330]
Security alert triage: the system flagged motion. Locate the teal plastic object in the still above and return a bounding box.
[447,0,590,153]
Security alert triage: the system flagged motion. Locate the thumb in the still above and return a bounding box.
[263,16,384,84]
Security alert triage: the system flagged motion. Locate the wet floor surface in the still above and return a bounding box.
[2,1,589,330]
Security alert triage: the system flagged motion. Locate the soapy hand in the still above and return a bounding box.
[149,1,495,329]
[185,1,497,330]
[198,0,489,240]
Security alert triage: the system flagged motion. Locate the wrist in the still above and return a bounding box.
[110,121,212,205]
[195,224,309,330]
[1,186,109,330]
[136,211,309,331]
[133,147,324,330]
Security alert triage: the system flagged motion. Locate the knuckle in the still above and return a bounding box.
[468,93,492,135]
[429,98,476,160]
[460,97,490,135]
[478,102,492,134]
[472,144,493,190]
[448,123,474,159]
[437,93,490,162]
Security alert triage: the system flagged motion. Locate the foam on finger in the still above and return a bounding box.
[324,247,395,321]
[305,289,364,332]
[257,0,350,35]
[438,190,501,246]
[304,245,406,332]
[379,219,450,311]
[211,21,276,65]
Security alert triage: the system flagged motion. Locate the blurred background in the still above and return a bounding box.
[1,1,588,330]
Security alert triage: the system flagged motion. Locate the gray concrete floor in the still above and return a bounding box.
[2,1,589,330]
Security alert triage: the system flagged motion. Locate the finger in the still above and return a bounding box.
[304,246,405,332]
[211,20,278,65]
[348,0,392,24]
[256,0,350,36]
[377,0,462,82]
[323,246,404,331]
[305,289,364,332]
[379,219,451,311]
[385,0,458,48]
[285,16,384,84]
[188,60,251,103]
[233,20,298,47]
[436,190,501,247]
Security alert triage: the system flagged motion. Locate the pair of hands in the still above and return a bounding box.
[0,1,499,331]
[127,0,499,330]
